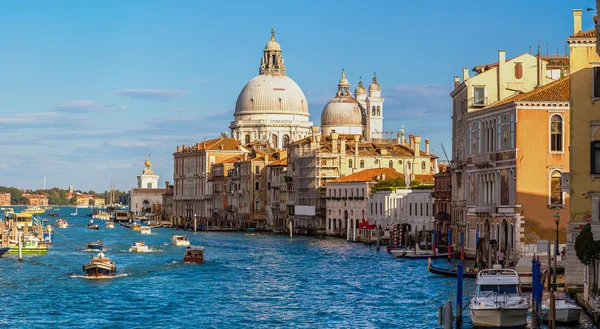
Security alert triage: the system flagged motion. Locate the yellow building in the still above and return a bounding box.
[566,8,600,292]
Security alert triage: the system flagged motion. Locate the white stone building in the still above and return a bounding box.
[368,188,434,233]
[130,156,166,216]
[230,29,313,149]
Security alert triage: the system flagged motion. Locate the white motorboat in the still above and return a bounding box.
[129,241,149,253]
[140,226,151,235]
[541,294,582,324]
[469,265,529,328]
[171,234,190,247]
[105,221,115,229]
[390,248,407,258]
[56,218,68,228]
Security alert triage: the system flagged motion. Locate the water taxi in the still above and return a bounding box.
[183,246,205,263]
[10,235,48,254]
[87,220,99,230]
[469,265,529,328]
[140,226,151,235]
[132,223,141,231]
[83,252,116,278]
[172,234,190,247]
[22,206,46,215]
[129,241,149,253]
[105,221,115,229]
[86,241,104,252]
[56,218,68,228]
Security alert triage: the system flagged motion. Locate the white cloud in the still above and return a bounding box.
[53,100,128,112]
[112,89,189,101]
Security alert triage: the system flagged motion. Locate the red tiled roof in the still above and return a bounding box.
[268,157,288,167]
[414,174,434,184]
[330,168,403,183]
[571,29,596,38]
[486,76,570,108]
[214,154,245,165]
[176,137,241,153]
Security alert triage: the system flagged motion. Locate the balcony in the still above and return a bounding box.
[475,203,495,215]
[470,153,495,168]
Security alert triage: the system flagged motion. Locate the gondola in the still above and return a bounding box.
[427,257,478,278]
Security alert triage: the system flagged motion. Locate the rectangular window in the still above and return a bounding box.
[371,203,373,214]
[426,204,429,216]
[591,141,600,174]
[380,203,383,215]
[420,203,423,216]
[255,165,260,174]
[473,86,486,106]
[409,203,412,216]
[594,67,600,98]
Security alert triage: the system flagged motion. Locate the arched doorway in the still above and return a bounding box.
[484,218,490,239]
[142,200,151,214]
[344,210,348,234]
[501,218,508,251]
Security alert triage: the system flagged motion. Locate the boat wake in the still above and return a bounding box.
[71,273,129,280]
[123,248,163,253]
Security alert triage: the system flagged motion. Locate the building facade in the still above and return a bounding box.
[433,167,451,234]
[130,157,166,216]
[24,194,48,206]
[266,156,289,231]
[0,193,10,206]
[368,188,435,233]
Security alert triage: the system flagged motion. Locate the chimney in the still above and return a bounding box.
[340,137,346,154]
[573,9,583,35]
[425,138,430,155]
[397,133,402,144]
[177,146,181,152]
[331,132,339,153]
[409,134,415,149]
[414,136,421,155]
[498,50,506,101]
[401,130,405,145]
[454,76,460,88]
[462,68,469,81]
[354,135,360,155]
[182,144,186,151]
[197,142,202,150]
[165,181,169,189]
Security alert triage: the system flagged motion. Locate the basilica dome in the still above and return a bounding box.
[321,96,363,126]
[234,74,309,115]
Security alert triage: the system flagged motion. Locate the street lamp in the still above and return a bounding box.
[194,213,197,232]
[553,209,560,291]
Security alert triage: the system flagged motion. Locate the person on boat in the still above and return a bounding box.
[498,250,506,267]
[97,250,105,259]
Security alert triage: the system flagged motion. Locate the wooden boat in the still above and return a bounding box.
[86,241,104,252]
[48,212,58,217]
[83,253,116,277]
[427,258,478,278]
[183,246,205,263]
[87,220,99,230]
[105,221,115,228]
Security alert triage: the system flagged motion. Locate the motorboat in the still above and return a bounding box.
[22,206,46,215]
[140,226,151,235]
[82,253,116,278]
[541,292,582,324]
[172,234,190,247]
[427,258,478,278]
[513,258,546,291]
[183,246,205,263]
[129,240,149,253]
[47,212,58,217]
[56,218,68,228]
[105,221,115,229]
[0,247,10,257]
[86,241,104,252]
[87,220,99,230]
[9,235,48,254]
[42,218,49,223]
[469,265,529,328]
[132,223,141,231]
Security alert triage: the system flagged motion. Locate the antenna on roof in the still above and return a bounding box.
[529,46,532,54]
[440,143,450,165]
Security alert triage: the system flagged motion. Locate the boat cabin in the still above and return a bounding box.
[183,246,205,263]
[476,268,522,297]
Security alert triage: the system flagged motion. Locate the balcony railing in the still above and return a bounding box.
[474,203,495,214]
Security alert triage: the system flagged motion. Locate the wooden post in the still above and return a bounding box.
[376,226,381,252]
[549,291,556,329]
[547,241,552,290]
[18,231,22,261]
[443,300,453,329]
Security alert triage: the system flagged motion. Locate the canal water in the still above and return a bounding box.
[0,207,596,328]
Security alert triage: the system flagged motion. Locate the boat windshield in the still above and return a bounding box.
[479,284,519,296]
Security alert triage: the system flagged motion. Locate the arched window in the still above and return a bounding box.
[389,160,393,168]
[372,106,376,116]
[550,115,563,152]
[348,159,353,168]
[360,160,365,168]
[550,171,563,205]
[407,162,411,170]
[510,114,515,149]
[271,134,278,148]
[421,161,426,170]
[497,117,501,151]
[255,181,260,191]
[377,106,381,116]
[282,134,290,148]
[244,135,250,145]
[468,124,472,155]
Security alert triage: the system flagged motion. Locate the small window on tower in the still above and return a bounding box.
[377,106,381,116]
[272,55,276,65]
[372,106,376,116]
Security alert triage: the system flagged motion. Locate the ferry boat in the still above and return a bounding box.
[22,206,46,215]
[183,246,205,263]
[105,221,115,229]
[86,241,104,252]
[140,226,151,235]
[56,218,68,228]
[469,265,529,328]
[129,241,149,253]
[114,210,129,222]
[9,235,48,254]
[541,292,582,324]
[172,234,190,247]
[82,253,116,278]
[0,247,10,257]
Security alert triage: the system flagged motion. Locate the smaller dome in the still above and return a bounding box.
[265,28,281,51]
[321,96,363,127]
[369,72,381,92]
[355,79,366,95]
[145,159,152,168]
[339,69,349,86]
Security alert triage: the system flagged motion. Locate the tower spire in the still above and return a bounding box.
[337,69,350,96]
[271,27,275,40]
[260,29,285,76]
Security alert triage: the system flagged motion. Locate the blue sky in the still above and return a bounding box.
[0,0,593,192]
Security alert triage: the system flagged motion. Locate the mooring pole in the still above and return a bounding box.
[18,231,22,261]
[433,229,437,256]
[376,226,381,252]
[460,231,465,261]
[531,257,538,328]
[475,230,479,269]
[443,300,453,329]
[549,291,556,329]
[447,227,452,262]
[456,260,463,327]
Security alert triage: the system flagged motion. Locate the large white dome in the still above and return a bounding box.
[321,96,363,127]
[234,75,309,116]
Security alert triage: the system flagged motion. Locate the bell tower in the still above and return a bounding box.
[366,72,384,140]
[259,28,286,76]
